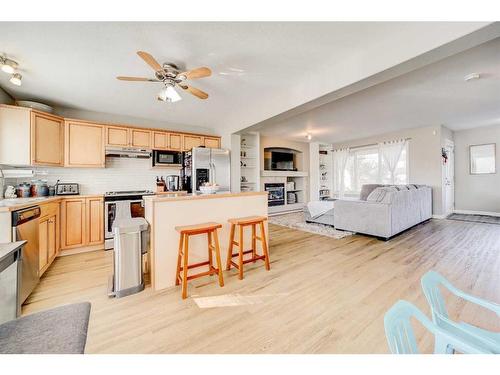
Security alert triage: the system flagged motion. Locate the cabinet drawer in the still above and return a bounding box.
[39,202,59,219]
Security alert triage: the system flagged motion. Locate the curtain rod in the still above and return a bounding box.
[331,137,411,152]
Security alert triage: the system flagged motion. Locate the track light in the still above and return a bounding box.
[1,56,18,74]
[157,83,182,103]
[9,73,22,86]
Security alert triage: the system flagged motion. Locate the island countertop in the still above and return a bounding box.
[144,191,269,291]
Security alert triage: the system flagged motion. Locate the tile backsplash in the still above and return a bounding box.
[4,157,181,195]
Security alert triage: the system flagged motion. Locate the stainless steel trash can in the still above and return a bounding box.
[108,217,149,298]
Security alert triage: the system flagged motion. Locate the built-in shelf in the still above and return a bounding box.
[261,170,308,177]
[240,133,260,193]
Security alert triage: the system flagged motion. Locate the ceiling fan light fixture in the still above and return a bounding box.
[1,57,18,74]
[306,133,312,140]
[9,73,22,86]
[157,84,181,103]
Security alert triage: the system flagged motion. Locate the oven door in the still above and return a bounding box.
[104,199,145,249]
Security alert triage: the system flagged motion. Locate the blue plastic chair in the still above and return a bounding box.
[421,271,500,354]
[384,300,492,354]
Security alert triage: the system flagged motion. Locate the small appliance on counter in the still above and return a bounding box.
[55,182,79,196]
[166,175,180,191]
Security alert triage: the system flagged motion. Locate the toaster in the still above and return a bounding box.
[55,182,80,195]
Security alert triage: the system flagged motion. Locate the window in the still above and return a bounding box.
[333,141,409,197]
[470,143,495,174]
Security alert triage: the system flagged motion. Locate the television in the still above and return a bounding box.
[264,148,297,171]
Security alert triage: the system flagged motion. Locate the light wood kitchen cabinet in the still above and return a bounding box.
[38,202,60,275]
[61,196,104,250]
[86,197,104,246]
[204,137,221,149]
[130,128,151,148]
[31,111,64,166]
[0,105,64,166]
[65,120,105,168]
[169,133,182,151]
[61,198,86,249]
[106,125,130,147]
[153,131,169,150]
[183,134,204,151]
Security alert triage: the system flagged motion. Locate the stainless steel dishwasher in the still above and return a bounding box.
[12,206,41,303]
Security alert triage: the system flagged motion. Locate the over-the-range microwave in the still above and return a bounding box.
[152,150,182,167]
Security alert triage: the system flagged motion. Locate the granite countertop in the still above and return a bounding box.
[0,240,26,263]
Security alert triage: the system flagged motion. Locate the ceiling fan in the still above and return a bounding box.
[117,51,211,102]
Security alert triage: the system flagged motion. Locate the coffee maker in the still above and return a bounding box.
[166,175,180,191]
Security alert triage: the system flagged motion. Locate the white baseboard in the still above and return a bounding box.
[432,214,448,219]
[453,209,500,217]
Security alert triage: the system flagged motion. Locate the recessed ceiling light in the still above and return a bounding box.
[306,133,312,141]
[9,73,22,86]
[464,73,480,82]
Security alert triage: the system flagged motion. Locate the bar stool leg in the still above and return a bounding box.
[260,221,270,271]
[181,235,190,299]
[213,229,224,287]
[175,233,184,286]
[207,231,213,270]
[226,223,235,270]
[238,224,244,280]
[251,223,257,262]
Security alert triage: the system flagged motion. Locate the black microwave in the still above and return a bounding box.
[152,150,182,167]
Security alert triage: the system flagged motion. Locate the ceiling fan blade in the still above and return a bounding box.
[117,76,158,82]
[180,85,209,100]
[137,51,163,72]
[179,67,212,80]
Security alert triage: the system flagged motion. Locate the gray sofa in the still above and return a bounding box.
[334,185,432,239]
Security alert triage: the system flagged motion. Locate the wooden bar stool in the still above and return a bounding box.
[226,216,270,280]
[175,222,224,299]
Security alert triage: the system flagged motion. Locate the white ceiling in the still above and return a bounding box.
[253,36,500,143]
[0,22,490,135]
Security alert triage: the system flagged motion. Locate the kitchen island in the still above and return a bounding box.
[144,192,268,291]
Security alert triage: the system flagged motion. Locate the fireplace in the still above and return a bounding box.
[264,183,285,206]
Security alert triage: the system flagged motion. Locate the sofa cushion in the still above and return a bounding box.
[366,186,398,203]
[360,184,383,201]
[0,302,91,354]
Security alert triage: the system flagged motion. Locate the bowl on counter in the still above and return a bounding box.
[199,185,220,195]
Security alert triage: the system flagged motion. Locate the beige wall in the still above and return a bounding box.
[54,106,214,135]
[0,87,13,105]
[454,124,500,213]
[332,125,448,216]
[260,135,310,172]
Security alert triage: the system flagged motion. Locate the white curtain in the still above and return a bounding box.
[379,139,407,184]
[333,148,349,198]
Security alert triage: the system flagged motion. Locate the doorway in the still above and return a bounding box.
[442,139,455,217]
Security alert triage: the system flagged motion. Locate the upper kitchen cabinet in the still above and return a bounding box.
[65,120,105,168]
[106,125,129,147]
[153,131,169,150]
[0,105,64,166]
[169,133,182,151]
[183,134,204,151]
[106,125,151,148]
[204,136,221,149]
[130,128,151,148]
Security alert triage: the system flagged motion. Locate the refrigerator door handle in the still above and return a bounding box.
[211,162,217,185]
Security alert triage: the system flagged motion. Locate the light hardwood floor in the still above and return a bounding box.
[22,219,500,353]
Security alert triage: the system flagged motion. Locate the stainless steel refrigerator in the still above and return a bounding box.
[191,147,231,192]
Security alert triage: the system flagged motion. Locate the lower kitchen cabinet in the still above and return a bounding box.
[39,202,60,275]
[61,196,104,250]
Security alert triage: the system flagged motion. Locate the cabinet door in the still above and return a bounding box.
[65,121,105,167]
[31,112,64,166]
[61,198,86,249]
[39,218,48,271]
[0,105,31,165]
[183,135,203,151]
[106,126,130,146]
[86,197,104,245]
[153,131,169,150]
[47,215,57,260]
[130,129,151,148]
[204,137,220,149]
[169,133,182,151]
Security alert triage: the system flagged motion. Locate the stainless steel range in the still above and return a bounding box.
[104,190,154,250]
